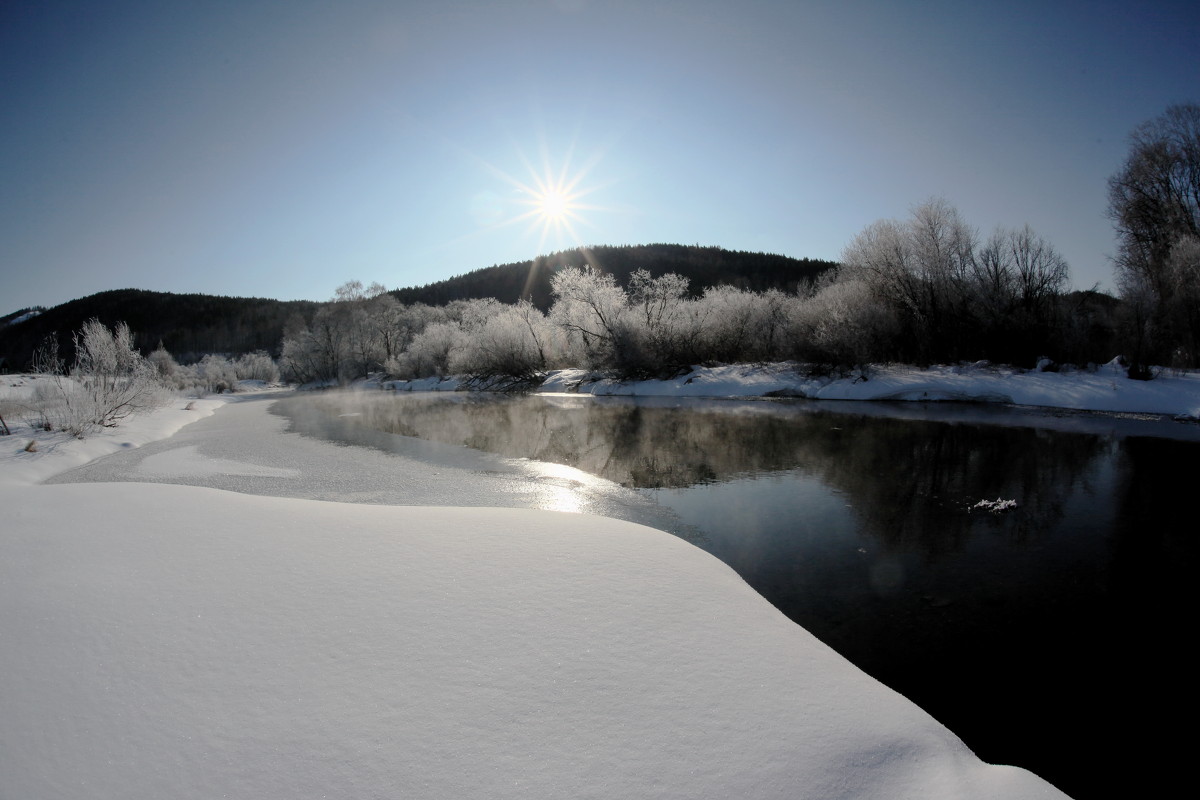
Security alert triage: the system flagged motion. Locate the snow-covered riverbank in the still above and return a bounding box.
[385,360,1200,419]
[0,392,1069,799]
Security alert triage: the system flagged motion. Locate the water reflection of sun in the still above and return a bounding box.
[526,461,605,514]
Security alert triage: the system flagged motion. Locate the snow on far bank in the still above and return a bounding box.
[381,374,463,392]
[337,360,1200,420]
[537,361,1200,419]
[0,392,1070,799]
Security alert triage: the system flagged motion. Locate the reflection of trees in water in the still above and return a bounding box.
[1098,436,1196,794]
[318,394,820,486]
[313,392,1107,557]
[814,418,1107,558]
[1109,436,1196,605]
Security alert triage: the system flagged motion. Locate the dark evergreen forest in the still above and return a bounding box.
[393,244,837,309]
[0,289,318,369]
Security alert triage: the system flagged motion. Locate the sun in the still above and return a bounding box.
[467,137,610,258]
[500,161,598,257]
[530,178,584,230]
[537,187,572,223]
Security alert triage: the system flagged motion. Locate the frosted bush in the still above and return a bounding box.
[28,319,171,437]
[398,322,466,378]
[449,301,562,379]
[234,351,281,384]
[792,279,898,370]
[148,344,180,381]
[197,354,239,394]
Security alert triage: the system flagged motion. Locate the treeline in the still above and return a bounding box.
[6,226,1121,386]
[282,206,1118,386]
[393,244,837,309]
[836,199,1113,366]
[0,246,831,371]
[0,289,317,370]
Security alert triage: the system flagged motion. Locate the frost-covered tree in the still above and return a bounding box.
[969,225,1069,363]
[1162,234,1200,365]
[1108,103,1200,366]
[365,294,408,367]
[842,199,1069,365]
[1108,104,1200,302]
[334,281,395,379]
[625,270,706,372]
[279,281,399,384]
[280,302,354,384]
[697,285,762,362]
[904,198,977,358]
[549,267,630,369]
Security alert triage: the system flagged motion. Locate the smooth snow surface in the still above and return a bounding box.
[1,390,1073,799]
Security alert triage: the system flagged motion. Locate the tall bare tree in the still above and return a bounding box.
[1108,103,1200,367]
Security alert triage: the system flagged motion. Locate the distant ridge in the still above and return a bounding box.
[0,307,44,328]
[393,244,837,309]
[0,289,317,369]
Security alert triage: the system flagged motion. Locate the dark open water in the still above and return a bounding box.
[277,391,1200,799]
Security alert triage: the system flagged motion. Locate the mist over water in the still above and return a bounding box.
[277,391,1198,799]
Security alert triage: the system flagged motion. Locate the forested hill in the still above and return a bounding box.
[0,245,835,369]
[0,289,318,369]
[393,244,838,309]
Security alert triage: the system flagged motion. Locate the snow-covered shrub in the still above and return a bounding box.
[197,354,239,394]
[449,301,562,380]
[234,350,280,384]
[696,286,794,363]
[791,279,898,371]
[391,321,466,378]
[24,379,63,431]
[36,319,170,436]
[0,380,35,434]
[148,343,180,380]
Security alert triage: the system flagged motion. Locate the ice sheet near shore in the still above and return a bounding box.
[3,364,1153,798]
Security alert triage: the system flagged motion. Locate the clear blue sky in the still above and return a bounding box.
[2,0,1197,311]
